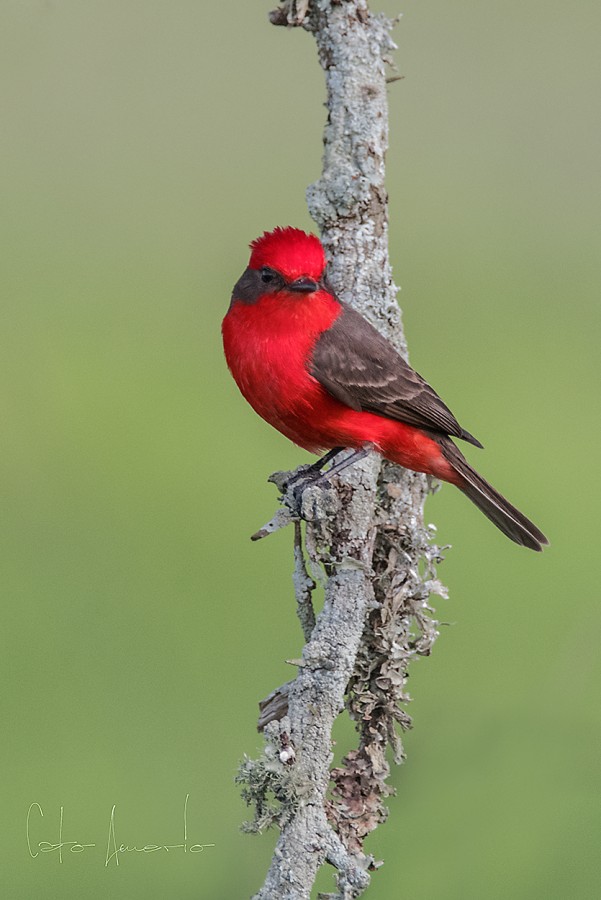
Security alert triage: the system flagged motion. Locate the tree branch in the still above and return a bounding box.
[238,3,445,897]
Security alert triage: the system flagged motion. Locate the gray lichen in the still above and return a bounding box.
[237,718,303,833]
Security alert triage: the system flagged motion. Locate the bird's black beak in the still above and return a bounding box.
[288,276,318,294]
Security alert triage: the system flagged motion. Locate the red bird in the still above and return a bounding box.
[222,226,547,551]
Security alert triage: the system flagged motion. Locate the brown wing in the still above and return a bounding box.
[310,304,482,447]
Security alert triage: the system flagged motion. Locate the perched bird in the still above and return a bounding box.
[222,226,547,551]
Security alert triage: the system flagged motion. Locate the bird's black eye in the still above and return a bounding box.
[260,267,277,285]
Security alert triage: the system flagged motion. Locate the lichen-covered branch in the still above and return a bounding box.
[237,3,445,898]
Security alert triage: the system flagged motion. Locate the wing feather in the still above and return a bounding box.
[310,304,482,447]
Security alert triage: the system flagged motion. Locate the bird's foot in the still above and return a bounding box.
[289,473,338,522]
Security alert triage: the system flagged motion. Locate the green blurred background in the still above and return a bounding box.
[1,1,599,897]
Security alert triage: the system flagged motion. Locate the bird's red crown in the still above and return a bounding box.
[248,227,326,281]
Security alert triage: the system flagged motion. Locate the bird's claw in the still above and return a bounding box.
[288,476,338,522]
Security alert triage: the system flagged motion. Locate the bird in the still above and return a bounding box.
[222,226,548,551]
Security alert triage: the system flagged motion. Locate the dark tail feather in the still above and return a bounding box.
[440,439,549,551]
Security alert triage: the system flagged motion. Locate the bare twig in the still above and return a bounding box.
[293,521,317,640]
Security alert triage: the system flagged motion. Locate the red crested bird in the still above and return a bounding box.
[222,226,548,551]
